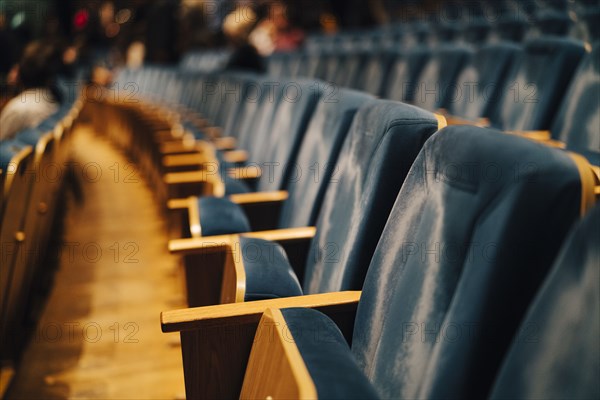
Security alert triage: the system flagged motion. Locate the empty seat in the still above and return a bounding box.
[551,39,600,164]
[169,100,443,306]
[184,89,374,236]
[412,43,473,112]
[237,125,593,399]
[490,204,599,400]
[384,44,432,103]
[447,42,521,122]
[492,36,586,131]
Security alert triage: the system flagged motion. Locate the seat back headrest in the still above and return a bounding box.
[352,125,584,399]
[490,204,600,400]
[494,36,586,130]
[552,42,600,159]
[279,89,375,228]
[303,100,441,294]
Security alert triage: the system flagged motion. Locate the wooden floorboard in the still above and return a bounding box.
[7,126,186,399]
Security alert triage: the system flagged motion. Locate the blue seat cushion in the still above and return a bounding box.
[223,175,251,195]
[280,308,379,399]
[240,237,303,301]
[15,127,44,146]
[197,197,251,236]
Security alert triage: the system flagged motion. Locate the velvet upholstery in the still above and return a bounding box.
[281,308,379,399]
[240,237,303,301]
[493,36,586,130]
[254,80,322,192]
[385,46,432,103]
[303,100,439,294]
[352,126,582,399]
[449,42,521,121]
[490,205,600,400]
[412,44,474,112]
[552,42,600,160]
[197,197,251,236]
[279,89,375,228]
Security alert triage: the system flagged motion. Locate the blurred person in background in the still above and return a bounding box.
[249,1,304,55]
[0,41,63,140]
[222,3,265,73]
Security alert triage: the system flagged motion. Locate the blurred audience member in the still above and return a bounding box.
[249,1,305,55]
[0,41,62,140]
[225,43,266,73]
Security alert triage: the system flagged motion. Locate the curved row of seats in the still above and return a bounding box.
[0,97,83,390]
[95,25,600,398]
[1,1,597,398]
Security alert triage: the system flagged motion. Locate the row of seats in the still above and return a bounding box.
[269,15,599,144]
[0,96,83,386]
[100,31,600,397]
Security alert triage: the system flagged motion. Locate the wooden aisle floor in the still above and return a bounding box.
[7,125,186,399]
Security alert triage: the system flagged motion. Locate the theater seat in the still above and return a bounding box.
[447,42,521,123]
[168,100,443,306]
[493,36,586,131]
[237,125,594,400]
[163,124,595,399]
[177,89,374,236]
[411,43,473,112]
[490,205,600,400]
[551,42,600,163]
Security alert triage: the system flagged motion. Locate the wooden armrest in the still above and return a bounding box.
[162,153,209,169]
[214,136,237,150]
[161,292,360,399]
[169,227,316,255]
[506,130,552,141]
[566,153,600,215]
[229,191,289,205]
[222,149,248,164]
[230,191,288,231]
[164,170,213,185]
[228,166,262,180]
[240,308,317,399]
[164,167,225,198]
[160,140,198,155]
[167,198,192,210]
[171,227,315,304]
[163,153,203,166]
[444,115,490,127]
[162,284,360,332]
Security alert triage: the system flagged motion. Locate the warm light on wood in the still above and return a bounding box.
[240,308,318,400]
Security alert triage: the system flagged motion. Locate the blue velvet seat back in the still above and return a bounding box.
[226,75,263,140]
[337,50,371,89]
[551,42,599,159]
[223,73,256,136]
[385,46,432,102]
[412,44,474,112]
[279,89,375,229]
[352,126,583,399]
[449,42,521,121]
[493,37,586,130]
[254,80,322,192]
[236,77,283,156]
[303,100,440,294]
[214,74,246,134]
[241,80,286,166]
[357,51,397,97]
[490,205,600,400]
